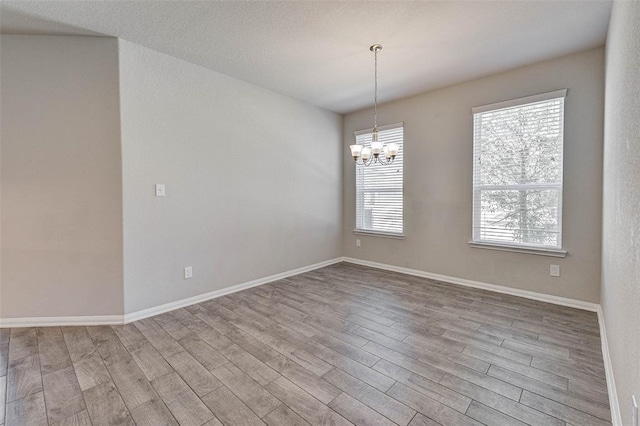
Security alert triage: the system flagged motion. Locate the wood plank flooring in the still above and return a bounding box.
[0,263,611,425]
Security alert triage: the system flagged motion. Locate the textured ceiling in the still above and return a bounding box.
[0,1,612,114]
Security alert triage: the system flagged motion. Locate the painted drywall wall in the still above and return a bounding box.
[343,48,604,303]
[118,40,342,314]
[0,36,124,317]
[601,1,640,424]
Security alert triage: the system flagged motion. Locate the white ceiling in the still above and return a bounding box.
[0,1,612,114]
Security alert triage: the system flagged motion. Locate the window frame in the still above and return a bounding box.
[470,90,568,257]
[353,122,404,238]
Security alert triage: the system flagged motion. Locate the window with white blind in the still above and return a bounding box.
[472,90,566,252]
[355,123,404,236]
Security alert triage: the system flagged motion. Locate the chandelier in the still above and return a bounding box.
[349,44,399,166]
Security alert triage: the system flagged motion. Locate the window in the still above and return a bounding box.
[355,123,404,236]
[472,90,566,251]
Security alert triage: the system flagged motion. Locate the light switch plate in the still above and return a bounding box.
[356,239,361,247]
[155,184,166,197]
[184,266,193,279]
[550,264,560,277]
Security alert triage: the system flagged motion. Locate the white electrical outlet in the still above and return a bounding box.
[633,395,638,426]
[550,265,560,277]
[184,266,193,279]
[356,239,361,247]
[155,184,166,197]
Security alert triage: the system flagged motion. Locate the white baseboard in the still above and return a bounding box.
[0,315,123,328]
[122,257,343,323]
[1,257,598,327]
[598,305,622,425]
[0,255,621,424]
[342,257,599,312]
[0,257,343,328]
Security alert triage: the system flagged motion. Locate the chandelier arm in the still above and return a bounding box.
[382,155,395,166]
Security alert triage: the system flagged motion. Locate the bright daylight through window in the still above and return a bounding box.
[472,90,566,250]
[355,123,404,236]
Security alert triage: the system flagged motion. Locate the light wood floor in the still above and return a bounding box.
[0,263,611,426]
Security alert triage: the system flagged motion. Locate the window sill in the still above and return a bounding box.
[469,241,567,258]
[354,229,405,240]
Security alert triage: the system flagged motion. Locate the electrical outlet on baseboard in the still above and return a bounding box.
[184,266,193,279]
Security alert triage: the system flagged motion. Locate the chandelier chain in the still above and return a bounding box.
[374,47,378,129]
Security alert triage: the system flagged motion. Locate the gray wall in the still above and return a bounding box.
[0,36,124,318]
[601,1,640,424]
[118,40,343,314]
[343,48,604,303]
[0,35,609,322]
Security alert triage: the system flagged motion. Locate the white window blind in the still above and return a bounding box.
[355,123,404,236]
[472,90,565,249]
